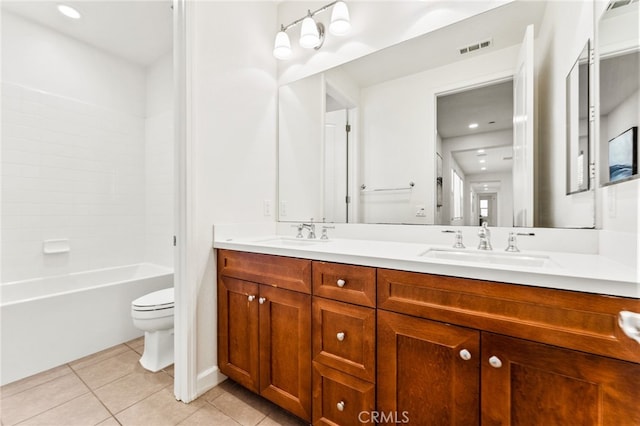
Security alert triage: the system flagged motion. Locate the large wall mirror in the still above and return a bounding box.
[597,0,639,186]
[278,0,598,228]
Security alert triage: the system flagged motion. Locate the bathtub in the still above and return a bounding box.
[0,264,173,386]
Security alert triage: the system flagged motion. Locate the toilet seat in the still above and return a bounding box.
[132,287,174,312]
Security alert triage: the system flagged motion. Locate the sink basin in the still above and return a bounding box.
[253,237,330,247]
[419,248,551,268]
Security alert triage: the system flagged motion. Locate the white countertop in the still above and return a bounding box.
[213,232,639,299]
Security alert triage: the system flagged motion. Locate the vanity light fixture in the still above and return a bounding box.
[57,4,81,19]
[273,1,351,60]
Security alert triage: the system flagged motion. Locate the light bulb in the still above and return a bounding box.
[273,30,292,60]
[330,1,351,36]
[300,15,320,49]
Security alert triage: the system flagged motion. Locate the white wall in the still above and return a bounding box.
[190,1,277,391]
[535,0,595,228]
[358,45,518,225]
[1,12,147,282]
[145,53,174,267]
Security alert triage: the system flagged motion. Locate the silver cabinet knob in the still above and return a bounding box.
[459,349,472,361]
[489,356,502,368]
[258,297,266,304]
[336,279,346,288]
[336,401,345,412]
[336,332,345,341]
[247,295,255,302]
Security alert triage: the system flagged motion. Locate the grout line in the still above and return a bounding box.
[68,363,120,422]
[0,366,73,400]
[6,389,93,426]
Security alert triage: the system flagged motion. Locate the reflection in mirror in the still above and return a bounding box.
[598,0,640,186]
[278,0,597,228]
[566,41,590,194]
[436,80,514,227]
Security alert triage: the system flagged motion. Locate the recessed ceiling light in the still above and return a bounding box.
[469,123,479,129]
[479,159,486,163]
[57,4,81,19]
[481,167,487,171]
[477,149,485,154]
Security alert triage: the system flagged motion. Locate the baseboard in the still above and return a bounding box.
[196,366,227,397]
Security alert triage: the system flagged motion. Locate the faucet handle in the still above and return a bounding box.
[320,225,335,240]
[291,224,304,238]
[505,232,519,252]
[453,231,465,249]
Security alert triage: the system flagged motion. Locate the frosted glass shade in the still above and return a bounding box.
[329,1,350,35]
[300,16,320,49]
[273,31,292,60]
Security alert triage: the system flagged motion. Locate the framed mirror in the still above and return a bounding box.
[566,41,591,194]
[278,0,597,228]
[597,0,640,187]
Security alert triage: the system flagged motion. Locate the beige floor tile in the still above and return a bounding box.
[116,387,203,426]
[74,349,141,390]
[199,383,227,403]
[210,391,269,426]
[125,337,145,355]
[0,373,89,426]
[69,344,130,371]
[0,365,72,399]
[263,407,309,426]
[18,392,111,426]
[163,364,175,377]
[96,417,121,426]
[178,404,240,426]
[93,369,173,414]
[223,385,276,418]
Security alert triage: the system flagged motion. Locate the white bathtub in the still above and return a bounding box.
[0,264,173,385]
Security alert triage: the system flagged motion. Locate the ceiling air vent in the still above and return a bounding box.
[459,38,492,55]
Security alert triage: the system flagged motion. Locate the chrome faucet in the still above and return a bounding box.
[442,230,465,248]
[301,223,316,239]
[477,222,492,250]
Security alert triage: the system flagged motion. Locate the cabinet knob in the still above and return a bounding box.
[459,349,472,361]
[336,400,345,412]
[336,332,345,341]
[247,295,255,302]
[258,297,266,304]
[336,279,346,288]
[489,356,503,368]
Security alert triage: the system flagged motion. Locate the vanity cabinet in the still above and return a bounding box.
[217,250,312,421]
[377,268,640,425]
[311,261,376,426]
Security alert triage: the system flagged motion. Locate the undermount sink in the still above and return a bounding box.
[419,248,551,268]
[253,237,330,247]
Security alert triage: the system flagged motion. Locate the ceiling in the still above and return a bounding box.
[2,0,173,67]
[453,144,513,177]
[437,80,513,139]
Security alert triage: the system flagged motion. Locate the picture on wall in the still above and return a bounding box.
[608,126,638,183]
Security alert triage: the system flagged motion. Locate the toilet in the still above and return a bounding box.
[131,287,174,372]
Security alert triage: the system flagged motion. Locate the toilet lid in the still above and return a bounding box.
[132,287,174,311]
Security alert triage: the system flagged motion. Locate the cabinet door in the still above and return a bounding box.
[377,310,480,425]
[259,286,312,422]
[482,333,640,425]
[217,276,260,392]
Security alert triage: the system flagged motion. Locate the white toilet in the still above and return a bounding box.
[131,287,174,372]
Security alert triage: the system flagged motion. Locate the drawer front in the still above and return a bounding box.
[312,297,376,382]
[217,250,311,294]
[378,268,640,364]
[312,362,375,426]
[313,261,376,307]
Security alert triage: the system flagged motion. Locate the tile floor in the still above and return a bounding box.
[0,338,308,426]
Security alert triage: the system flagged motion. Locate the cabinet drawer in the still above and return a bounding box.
[312,297,376,382]
[312,362,375,426]
[313,261,376,307]
[218,250,311,294]
[378,268,640,364]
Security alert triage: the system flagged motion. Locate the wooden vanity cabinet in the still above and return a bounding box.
[217,250,312,422]
[377,268,640,426]
[311,261,377,426]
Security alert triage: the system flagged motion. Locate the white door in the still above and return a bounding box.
[512,24,534,227]
[324,110,348,222]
